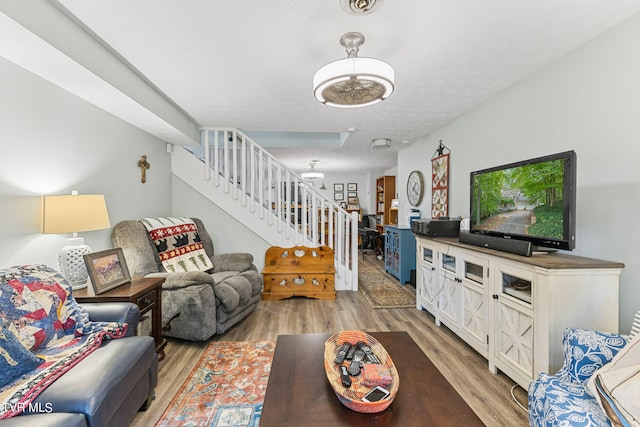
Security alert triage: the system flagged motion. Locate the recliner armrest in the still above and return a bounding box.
[212,253,255,273]
[81,302,141,337]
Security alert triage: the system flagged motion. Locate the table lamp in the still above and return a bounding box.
[42,191,111,290]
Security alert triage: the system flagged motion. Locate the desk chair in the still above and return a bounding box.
[358,223,379,259]
[359,215,384,260]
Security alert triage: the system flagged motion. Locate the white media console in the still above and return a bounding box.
[415,235,624,389]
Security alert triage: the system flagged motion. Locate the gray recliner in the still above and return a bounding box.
[111,218,262,341]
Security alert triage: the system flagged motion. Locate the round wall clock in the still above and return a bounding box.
[407,170,424,207]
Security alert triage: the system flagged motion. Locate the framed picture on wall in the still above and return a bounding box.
[347,183,357,191]
[334,183,344,192]
[334,192,345,201]
[347,192,357,198]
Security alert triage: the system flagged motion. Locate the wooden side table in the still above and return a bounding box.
[75,277,167,360]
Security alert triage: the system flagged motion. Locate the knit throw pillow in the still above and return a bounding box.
[140,217,214,273]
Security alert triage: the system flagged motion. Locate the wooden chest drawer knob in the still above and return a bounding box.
[293,276,305,285]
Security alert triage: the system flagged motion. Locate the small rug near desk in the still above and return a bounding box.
[156,340,274,427]
[358,257,416,309]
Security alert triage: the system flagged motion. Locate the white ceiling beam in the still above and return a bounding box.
[0,1,199,145]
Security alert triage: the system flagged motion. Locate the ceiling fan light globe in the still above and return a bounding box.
[301,171,324,180]
[313,57,394,108]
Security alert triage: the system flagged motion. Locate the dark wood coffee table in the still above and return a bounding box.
[261,331,484,426]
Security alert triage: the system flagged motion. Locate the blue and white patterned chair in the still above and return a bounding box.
[528,312,640,427]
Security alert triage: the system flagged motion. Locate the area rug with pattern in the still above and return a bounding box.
[358,257,416,309]
[156,340,274,427]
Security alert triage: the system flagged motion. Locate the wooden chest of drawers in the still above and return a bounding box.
[262,246,336,300]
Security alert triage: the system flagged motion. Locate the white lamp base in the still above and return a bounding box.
[58,237,91,290]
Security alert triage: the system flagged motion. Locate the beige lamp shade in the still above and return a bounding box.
[42,194,111,234]
[41,193,111,290]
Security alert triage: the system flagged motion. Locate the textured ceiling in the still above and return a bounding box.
[35,1,640,173]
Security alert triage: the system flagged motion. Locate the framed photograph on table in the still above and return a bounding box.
[84,248,131,295]
[347,196,360,210]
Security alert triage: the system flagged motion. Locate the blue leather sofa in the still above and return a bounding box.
[0,302,158,427]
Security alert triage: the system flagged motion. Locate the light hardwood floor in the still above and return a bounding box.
[132,288,530,426]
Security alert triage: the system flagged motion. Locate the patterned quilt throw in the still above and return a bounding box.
[0,265,127,419]
[141,217,213,273]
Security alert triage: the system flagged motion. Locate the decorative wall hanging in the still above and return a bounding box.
[431,141,450,218]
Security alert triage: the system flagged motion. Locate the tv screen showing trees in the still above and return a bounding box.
[470,150,576,250]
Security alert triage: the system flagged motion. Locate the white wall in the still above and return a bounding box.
[171,177,271,272]
[395,154,429,226]
[0,57,172,269]
[399,12,640,333]
[316,174,372,214]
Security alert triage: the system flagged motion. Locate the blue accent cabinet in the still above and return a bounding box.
[384,226,416,284]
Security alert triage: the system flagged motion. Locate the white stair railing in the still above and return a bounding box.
[182,128,359,290]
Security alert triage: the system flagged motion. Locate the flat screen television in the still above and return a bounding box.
[469,150,577,251]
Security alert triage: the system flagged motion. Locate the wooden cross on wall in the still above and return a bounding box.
[138,155,150,183]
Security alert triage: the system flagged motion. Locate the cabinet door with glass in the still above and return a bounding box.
[459,253,489,358]
[491,262,534,388]
[416,238,438,315]
[384,227,401,278]
[437,252,462,333]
